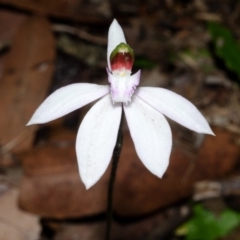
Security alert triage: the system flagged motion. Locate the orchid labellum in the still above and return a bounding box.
[27,19,214,189]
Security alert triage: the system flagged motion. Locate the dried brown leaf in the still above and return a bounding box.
[0,16,55,153]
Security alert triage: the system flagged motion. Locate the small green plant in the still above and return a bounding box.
[208,22,240,81]
[178,204,240,240]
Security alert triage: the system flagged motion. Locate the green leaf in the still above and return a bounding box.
[183,205,240,240]
[217,209,240,237]
[186,205,219,240]
[208,22,240,80]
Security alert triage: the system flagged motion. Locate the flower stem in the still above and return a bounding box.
[105,115,123,240]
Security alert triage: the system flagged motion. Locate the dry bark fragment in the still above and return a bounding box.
[0,16,55,153]
[19,127,239,218]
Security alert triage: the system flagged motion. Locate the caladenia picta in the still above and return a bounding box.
[27,19,214,190]
[27,18,214,240]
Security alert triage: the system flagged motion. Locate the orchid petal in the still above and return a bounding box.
[129,69,141,86]
[137,87,214,135]
[124,96,172,178]
[76,94,122,189]
[27,83,109,125]
[107,19,126,71]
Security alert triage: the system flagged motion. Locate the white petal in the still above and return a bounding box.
[27,83,109,125]
[76,94,122,189]
[129,69,141,86]
[137,87,214,135]
[124,96,172,178]
[107,19,126,71]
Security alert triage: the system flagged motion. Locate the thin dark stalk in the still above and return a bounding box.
[105,115,124,240]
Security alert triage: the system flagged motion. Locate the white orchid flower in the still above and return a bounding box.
[27,19,214,189]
